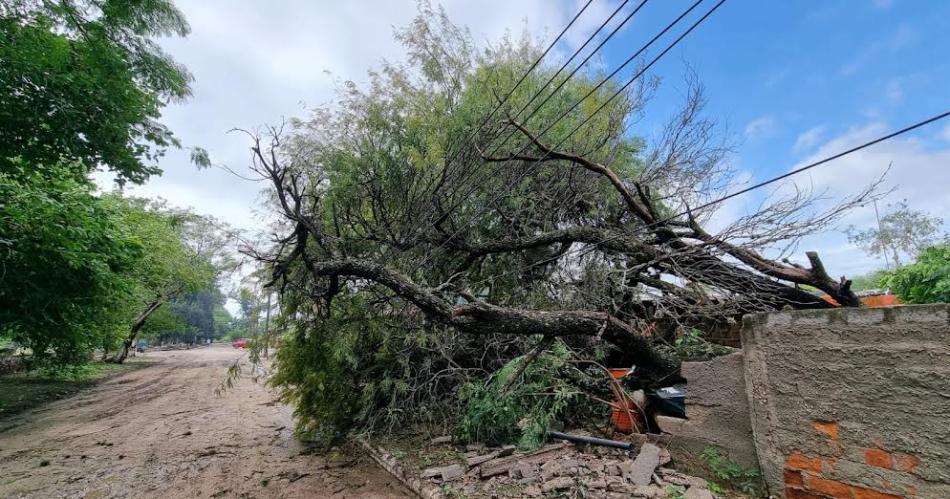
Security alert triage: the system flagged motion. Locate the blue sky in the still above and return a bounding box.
[620,0,950,177]
[113,0,950,283]
[595,0,950,274]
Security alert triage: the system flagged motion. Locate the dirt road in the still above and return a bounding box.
[0,344,411,499]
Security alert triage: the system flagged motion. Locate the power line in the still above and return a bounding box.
[485,0,650,157]
[419,0,596,204]
[413,0,722,272]
[689,109,950,214]
[437,0,644,208]
[407,0,667,272]
[462,0,596,143]
[488,0,705,158]
[461,109,950,290]
[540,0,724,154]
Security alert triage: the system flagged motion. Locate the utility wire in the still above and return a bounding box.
[487,0,704,158]
[461,109,950,290]
[539,0,723,154]
[399,0,594,241]
[438,0,643,208]
[407,0,663,273]
[414,0,721,273]
[423,0,595,200]
[485,0,649,157]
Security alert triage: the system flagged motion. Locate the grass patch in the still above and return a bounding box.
[0,360,145,419]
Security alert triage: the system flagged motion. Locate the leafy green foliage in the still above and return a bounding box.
[268,297,376,441]
[0,0,192,184]
[0,0,219,366]
[0,162,219,365]
[0,162,141,364]
[700,447,761,496]
[457,340,598,449]
[664,485,686,499]
[657,328,732,361]
[267,5,649,441]
[882,245,950,304]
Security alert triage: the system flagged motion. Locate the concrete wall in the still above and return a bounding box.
[655,352,759,472]
[742,305,950,499]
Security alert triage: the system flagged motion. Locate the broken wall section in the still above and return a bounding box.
[655,352,758,472]
[742,305,950,499]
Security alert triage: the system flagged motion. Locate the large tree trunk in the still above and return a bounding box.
[111,300,163,364]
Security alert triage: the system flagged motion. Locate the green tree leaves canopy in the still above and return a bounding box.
[0,163,141,363]
[0,0,192,184]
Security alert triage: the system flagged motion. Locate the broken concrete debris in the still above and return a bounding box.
[626,442,662,485]
[419,463,465,481]
[404,440,713,498]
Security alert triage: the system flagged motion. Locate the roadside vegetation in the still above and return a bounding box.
[0,360,143,419]
[0,1,241,373]
[3,0,949,481]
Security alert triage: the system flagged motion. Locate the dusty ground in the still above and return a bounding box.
[0,344,411,499]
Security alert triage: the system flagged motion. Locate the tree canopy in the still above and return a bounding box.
[0,176,221,364]
[0,0,191,184]
[247,8,876,441]
[847,200,946,268]
[0,0,232,366]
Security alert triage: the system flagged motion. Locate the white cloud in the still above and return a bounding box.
[885,78,904,103]
[792,125,827,154]
[778,122,950,276]
[743,116,777,140]
[131,0,587,232]
[839,23,916,76]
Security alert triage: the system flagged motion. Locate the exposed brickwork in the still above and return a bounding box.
[784,470,804,488]
[785,487,827,499]
[852,486,904,499]
[864,448,894,470]
[778,426,922,498]
[786,453,824,473]
[804,475,851,498]
[892,453,920,474]
[813,420,839,441]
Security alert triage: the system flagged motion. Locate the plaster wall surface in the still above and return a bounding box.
[741,305,950,499]
[656,352,758,472]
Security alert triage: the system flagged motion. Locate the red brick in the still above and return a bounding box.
[784,469,805,488]
[852,486,904,499]
[864,448,893,469]
[786,487,831,499]
[813,420,840,441]
[787,452,824,472]
[892,453,920,473]
[805,476,852,498]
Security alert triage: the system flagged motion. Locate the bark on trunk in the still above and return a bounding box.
[111,300,163,364]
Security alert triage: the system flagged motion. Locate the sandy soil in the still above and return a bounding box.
[0,344,411,499]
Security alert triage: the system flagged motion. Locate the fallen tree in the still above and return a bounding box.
[244,7,876,439]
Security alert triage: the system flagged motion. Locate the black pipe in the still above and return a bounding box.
[548,431,634,450]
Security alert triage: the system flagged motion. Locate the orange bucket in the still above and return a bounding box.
[607,369,642,433]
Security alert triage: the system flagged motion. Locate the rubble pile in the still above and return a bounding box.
[415,441,718,498]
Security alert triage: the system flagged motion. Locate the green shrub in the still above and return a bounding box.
[883,244,950,304]
[700,447,761,496]
[457,339,599,449]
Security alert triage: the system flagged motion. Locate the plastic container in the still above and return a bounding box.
[607,368,642,433]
